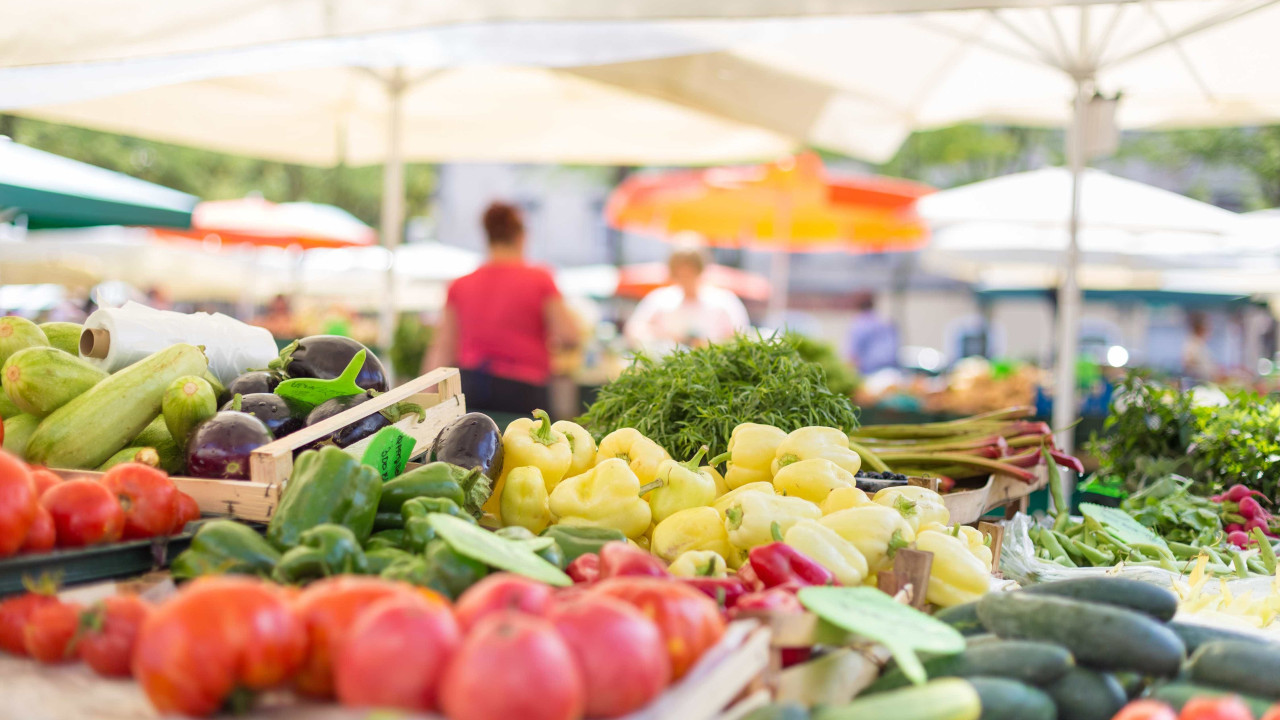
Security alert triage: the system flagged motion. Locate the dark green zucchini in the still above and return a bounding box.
[1021,577,1177,622]
[1042,667,1126,720]
[967,677,1056,720]
[1169,620,1274,654]
[976,592,1184,676]
[935,602,987,636]
[1109,672,1147,700]
[866,640,1073,693]
[1187,639,1280,699]
[1150,682,1273,717]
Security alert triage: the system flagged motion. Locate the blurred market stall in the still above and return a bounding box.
[155,197,376,249]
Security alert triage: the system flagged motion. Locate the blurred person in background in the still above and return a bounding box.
[255,294,297,339]
[426,201,579,414]
[1183,311,1216,382]
[845,291,898,373]
[624,234,750,354]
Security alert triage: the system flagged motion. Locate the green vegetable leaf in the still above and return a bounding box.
[427,513,571,586]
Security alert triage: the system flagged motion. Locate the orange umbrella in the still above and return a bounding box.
[606,153,932,252]
[153,198,376,250]
[616,263,771,302]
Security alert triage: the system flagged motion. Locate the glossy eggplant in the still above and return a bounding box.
[226,370,282,397]
[304,392,388,448]
[430,412,504,481]
[222,393,303,437]
[186,411,274,480]
[272,335,388,392]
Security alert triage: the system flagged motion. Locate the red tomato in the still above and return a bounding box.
[1114,700,1177,720]
[592,576,726,679]
[42,479,124,547]
[29,469,63,498]
[171,492,201,534]
[549,595,671,718]
[0,591,60,655]
[440,611,585,720]
[77,595,152,677]
[98,463,178,540]
[293,576,427,698]
[132,576,307,717]
[23,601,82,663]
[454,573,552,631]
[334,593,461,711]
[19,505,55,553]
[1179,696,1256,720]
[0,450,37,557]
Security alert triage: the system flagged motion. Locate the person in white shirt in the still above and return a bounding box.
[624,237,751,355]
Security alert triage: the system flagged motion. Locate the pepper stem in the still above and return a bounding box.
[893,496,918,518]
[725,507,743,531]
[887,529,909,559]
[771,521,784,543]
[777,453,800,469]
[709,451,732,468]
[680,446,710,472]
[637,479,664,496]
[529,409,559,446]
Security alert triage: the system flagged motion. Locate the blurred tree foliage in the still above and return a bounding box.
[0,115,436,229]
[1116,127,1280,209]
[877,124,1064,185]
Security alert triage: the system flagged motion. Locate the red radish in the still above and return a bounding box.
[1240,496,1270,520]
[1223,485,1268,503]
[1225,523,1245,534]
[1246,517,1270,534]
[1228,530,1253,548]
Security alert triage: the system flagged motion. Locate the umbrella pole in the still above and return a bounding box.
[1052,80,1089,460]
[378,69,407,380]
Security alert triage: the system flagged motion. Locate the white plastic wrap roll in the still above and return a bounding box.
[81,302,277,385]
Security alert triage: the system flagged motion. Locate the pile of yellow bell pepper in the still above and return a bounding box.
[489,412,996,607]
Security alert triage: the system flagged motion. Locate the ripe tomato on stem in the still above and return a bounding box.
[549,595,671,718]
[24,601,83,663]
[0,589,60,656]
[0,450,38,557]
[77,595,152,677]
[171,492,201,534]
[42,479,124,547]
[98,463,178,540]
[19,505,55,553]
[1179,696,1256,720]
[454,573,552,631]
[1113,700,1177,720]
[28,469,62,498]
[592,576,726,679]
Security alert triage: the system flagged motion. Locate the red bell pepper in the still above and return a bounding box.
[681,577,748,611]
[598,542,670,580]
[730,587,804,618]
[567,553,601,584]
[748,543,835,589]
[735,562,765,592]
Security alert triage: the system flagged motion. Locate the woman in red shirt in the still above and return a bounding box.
[426,202,579,414]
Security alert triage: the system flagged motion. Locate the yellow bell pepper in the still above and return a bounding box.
[552,419,598,478]
[668,550,728,578]
[647,446,718,524]
[954,525,995,572]
[772,458,856,504]
[483,410,574,520]
[723,493,822,551]
[914,529,991,608]
[499,466,552,534]
[651,506,735,564]
[771,426,861,476]
[784,520,868,586]
[873,485,950,533]
[819,506,916,573]
[722,423,788,490]
[821,486,872,515]
[548,458,655,539]
[706,464,730,497]
[597,428,669,486]
[712,482,775,519]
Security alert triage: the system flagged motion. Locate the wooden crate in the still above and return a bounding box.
[941,464,1050,526]
[52,367,465,523]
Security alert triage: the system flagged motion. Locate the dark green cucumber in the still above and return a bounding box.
[1170,620,1273,654]
[967,677,1056,720]
[977,592,1184,676]
[936,602,987,636]
[1151,682,1273,717]
[1042,668,1126,720]
[1021,577,1177,622]
[1187,640,1280,699]
[867,640,1073,693]
[1110,672,1147,700]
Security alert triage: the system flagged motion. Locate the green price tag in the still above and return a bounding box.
[275,349,367,409]
[360,426,416,481]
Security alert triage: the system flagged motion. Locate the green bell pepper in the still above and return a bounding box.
[379,462,477,514]
[365,547,414,574]
[170,520,281,580]
[402,496,475,553]
[271,524,369,584]
[540,525,627,563]
[365,528,408,551]
[377,543,487,599]
[267,446,382,549]
[496,526,567,569]
[373,511,405,531]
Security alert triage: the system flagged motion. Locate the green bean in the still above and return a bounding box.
[1231,549,1250,579]
[1065,523,1086,538]
[1252,528,1277,574]
[1038,528,1071,564]
[1071,538,1115,566]
[1054,556,1077,568]
[1052,530,1085,563]
[1167,541,1203,559]
[1247,556,1268,575]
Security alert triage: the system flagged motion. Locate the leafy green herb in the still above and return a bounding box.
[579,334,860,460]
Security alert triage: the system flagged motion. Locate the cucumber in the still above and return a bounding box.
[811,677,981,720]
[967,677,1056,720]
[38,322,82,356]
[976,592,1184,677]
[1021,577,1177,622]
[1110,672,1147,700]
[936,602,987,636]
[97,446,160,471]
[2,413,40,458]
[1170,620,1273,654]
[1187,639,1280,699]
[1042,668,1126,720]
[133,416,185,474]
[161,375,217,452]
[866,640,1073,693]
[1150,681,1273,717]
[25,344,208,469]
[2,347,108,417]
[0,392,19,420]
[0,317,48,366]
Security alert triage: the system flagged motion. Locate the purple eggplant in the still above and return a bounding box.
[304,392,388,448]
[271,335,388,392]
[430,412,504,482]
[222,393,303,437]
[226,371,282,397]
[186,411,274,480]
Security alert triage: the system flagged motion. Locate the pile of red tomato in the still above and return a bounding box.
[0,570,726,719]
[1116,698,1280,720]
[0,450,200,554]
